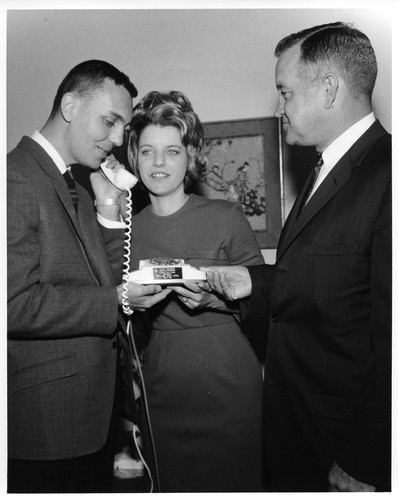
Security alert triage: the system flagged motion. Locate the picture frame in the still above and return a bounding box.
[196,117,284,248]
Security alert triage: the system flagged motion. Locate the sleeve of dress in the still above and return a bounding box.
[224,203,271,316]
[224,203,265,266]
[224,203,270,357]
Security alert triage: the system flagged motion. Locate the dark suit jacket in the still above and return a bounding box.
[243,121,391,491]
[7,136,126,460]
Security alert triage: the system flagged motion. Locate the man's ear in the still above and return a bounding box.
[60,92,77,123]
[323,73,339,110]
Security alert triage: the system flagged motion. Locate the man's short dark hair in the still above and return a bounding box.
[275,22,377,100]
[49,59,138,120]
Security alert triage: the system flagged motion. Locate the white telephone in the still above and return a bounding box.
[100,159,138,190]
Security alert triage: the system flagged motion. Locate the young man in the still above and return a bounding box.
[7,59,170,493]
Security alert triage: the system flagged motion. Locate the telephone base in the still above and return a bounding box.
[129,258,206,285]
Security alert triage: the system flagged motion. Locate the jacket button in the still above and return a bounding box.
[271,314,278,323]
[112,340,117,349]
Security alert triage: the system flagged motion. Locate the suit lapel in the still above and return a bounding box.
[52,174,85,237]
[55,173,104,285]
[278,158,351,260]
[77,200,117,286]
[277,120,388,262]
[277,172,314,250]
[21,137,103,285]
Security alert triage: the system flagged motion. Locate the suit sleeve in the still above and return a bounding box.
[99,223,125,285]
[7,155,120,339]
[240,264,274,321]
[336,180,392,491]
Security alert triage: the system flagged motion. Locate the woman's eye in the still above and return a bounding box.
[168,149,179,156]
[140,149,153,156]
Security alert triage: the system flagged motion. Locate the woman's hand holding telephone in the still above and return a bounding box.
[167,281,238,313]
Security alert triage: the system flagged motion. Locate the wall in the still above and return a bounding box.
[6,7,392,262]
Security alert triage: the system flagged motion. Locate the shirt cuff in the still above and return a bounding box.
[97,213,125,229]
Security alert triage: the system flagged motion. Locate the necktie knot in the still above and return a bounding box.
[63,169,79,213]
[301,154,323,211]
[314,154,323,179]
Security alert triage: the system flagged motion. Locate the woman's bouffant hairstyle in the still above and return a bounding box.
[128,90,207,187]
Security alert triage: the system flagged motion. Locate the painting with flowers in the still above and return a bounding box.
[196,117,283,248]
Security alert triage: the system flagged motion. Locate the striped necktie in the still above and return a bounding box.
[63,169,79,213]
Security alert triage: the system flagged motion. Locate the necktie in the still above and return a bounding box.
[63,169,79,213]
[303,154,323,207]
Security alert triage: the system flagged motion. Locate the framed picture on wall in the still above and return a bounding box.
[195,117,284,248]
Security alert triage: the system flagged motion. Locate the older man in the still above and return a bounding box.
[204,22,391,492]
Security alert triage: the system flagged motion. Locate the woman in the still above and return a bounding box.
[128,90,265,492]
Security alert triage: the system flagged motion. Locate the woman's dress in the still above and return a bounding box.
[130,194,265,492]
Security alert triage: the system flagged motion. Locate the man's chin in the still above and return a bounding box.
[284,135,296,146]
[284,133,304,148]
[88,159,103,170]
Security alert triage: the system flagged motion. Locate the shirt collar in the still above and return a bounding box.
[31,130,68,174]
[322,112,376,169]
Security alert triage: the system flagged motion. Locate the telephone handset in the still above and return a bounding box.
[100,159,138,190]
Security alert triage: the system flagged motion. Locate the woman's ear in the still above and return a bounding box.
[323,73,339,110]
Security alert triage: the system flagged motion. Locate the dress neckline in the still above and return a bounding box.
[148,194,194,219]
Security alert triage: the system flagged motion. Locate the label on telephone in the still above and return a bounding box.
[129,258,206,285]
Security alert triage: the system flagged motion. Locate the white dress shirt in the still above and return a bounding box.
[307,112,376,201]
[31,130,68,175]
